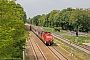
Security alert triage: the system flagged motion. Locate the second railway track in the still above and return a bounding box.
[48,46,68,60]
[53,34,90,55]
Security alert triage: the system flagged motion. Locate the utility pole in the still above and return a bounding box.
[75,25,78,42]
[23,46,25,60]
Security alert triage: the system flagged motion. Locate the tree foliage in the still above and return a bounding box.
[27,8,90,32]
[0,0,26,59]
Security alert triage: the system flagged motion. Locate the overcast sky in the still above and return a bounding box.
[16,0,90,18]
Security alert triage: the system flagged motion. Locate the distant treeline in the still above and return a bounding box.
[0,0,26,59]
[27,8,90,32]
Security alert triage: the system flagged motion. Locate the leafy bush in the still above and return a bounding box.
[54,27,62,32]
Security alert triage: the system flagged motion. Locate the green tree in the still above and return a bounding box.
[48,10,59,27]
[28,7,90,33]
[70,8,90,32]
[40,14,46,27]
[0,0,26,59]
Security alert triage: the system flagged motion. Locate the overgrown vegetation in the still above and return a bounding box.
[54,38,90,60]
[54,27,62,32]
[0,0,26,59]
[62,36,90,45]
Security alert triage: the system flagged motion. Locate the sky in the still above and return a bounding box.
[16,0,90,18]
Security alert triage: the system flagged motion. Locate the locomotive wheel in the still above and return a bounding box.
[49,43,51,46]
[45,41,48,46]
[45,41,46,44]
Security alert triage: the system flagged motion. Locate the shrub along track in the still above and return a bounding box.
[26,31,69,60]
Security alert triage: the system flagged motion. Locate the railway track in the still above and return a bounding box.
[53,34,90,55]
[29,36,47,60]
[27,31,69,60]
[48,46,68,60]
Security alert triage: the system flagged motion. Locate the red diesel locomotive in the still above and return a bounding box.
[41,31,53,45]
[25,23,53,45]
